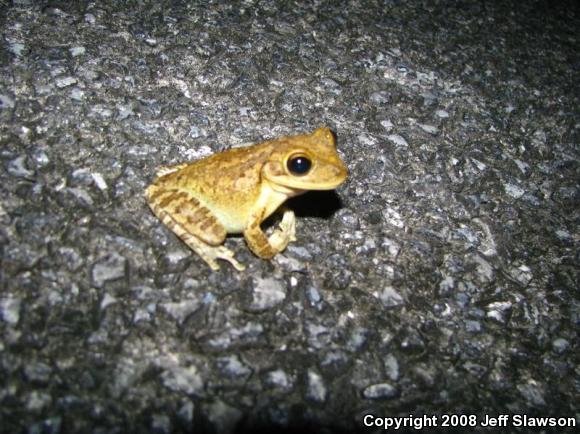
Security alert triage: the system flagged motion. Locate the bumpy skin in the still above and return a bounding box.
[145,127,348,270]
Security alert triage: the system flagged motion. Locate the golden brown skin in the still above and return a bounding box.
[145,127,348,270]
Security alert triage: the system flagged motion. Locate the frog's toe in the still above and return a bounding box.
[230,260,246,271]
[288,216,297,242]
[207,261,221,271]
[215,246,246,271]
[276,209,297,243]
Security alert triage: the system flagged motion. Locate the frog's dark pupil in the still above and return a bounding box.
[287,156,311,175]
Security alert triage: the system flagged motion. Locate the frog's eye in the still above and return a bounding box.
[287,155,312,176]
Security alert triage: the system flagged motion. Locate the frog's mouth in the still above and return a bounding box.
[268,182,306,196]
[266,173,346,192]
[263,157,348,192]
[284,178,345,190]
[285,163,348,191]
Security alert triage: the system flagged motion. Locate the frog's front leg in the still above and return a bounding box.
[244,208,296,259]
[269,207,296,245]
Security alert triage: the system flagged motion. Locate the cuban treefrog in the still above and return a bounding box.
[145,127,348,270]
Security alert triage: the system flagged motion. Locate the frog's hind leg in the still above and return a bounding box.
[171,227,246,271]
[145,186,245,271]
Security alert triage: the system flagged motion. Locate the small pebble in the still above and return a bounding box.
[387,134,408,147]
[55,76,78,88]
[362,382,399,399]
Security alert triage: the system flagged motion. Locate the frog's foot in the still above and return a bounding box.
[207,245,246,271]
[244,208,296,259]
[181,232,246,271]
[285,208,297,242]
[268,208,296,251]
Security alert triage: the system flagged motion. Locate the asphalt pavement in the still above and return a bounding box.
[0,1,578,433]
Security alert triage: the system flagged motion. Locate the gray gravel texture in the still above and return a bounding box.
[1,1,579,433]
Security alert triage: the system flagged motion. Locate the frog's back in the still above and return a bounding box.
[152,142,274,232]
[174,142,272,195]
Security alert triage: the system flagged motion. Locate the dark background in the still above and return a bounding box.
[0,1,578,433]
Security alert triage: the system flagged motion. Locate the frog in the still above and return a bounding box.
[145,127,348,271]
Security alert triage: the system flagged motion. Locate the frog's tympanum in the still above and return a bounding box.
[145,127,348,270]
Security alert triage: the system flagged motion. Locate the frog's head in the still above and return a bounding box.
[263,127,348,193]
